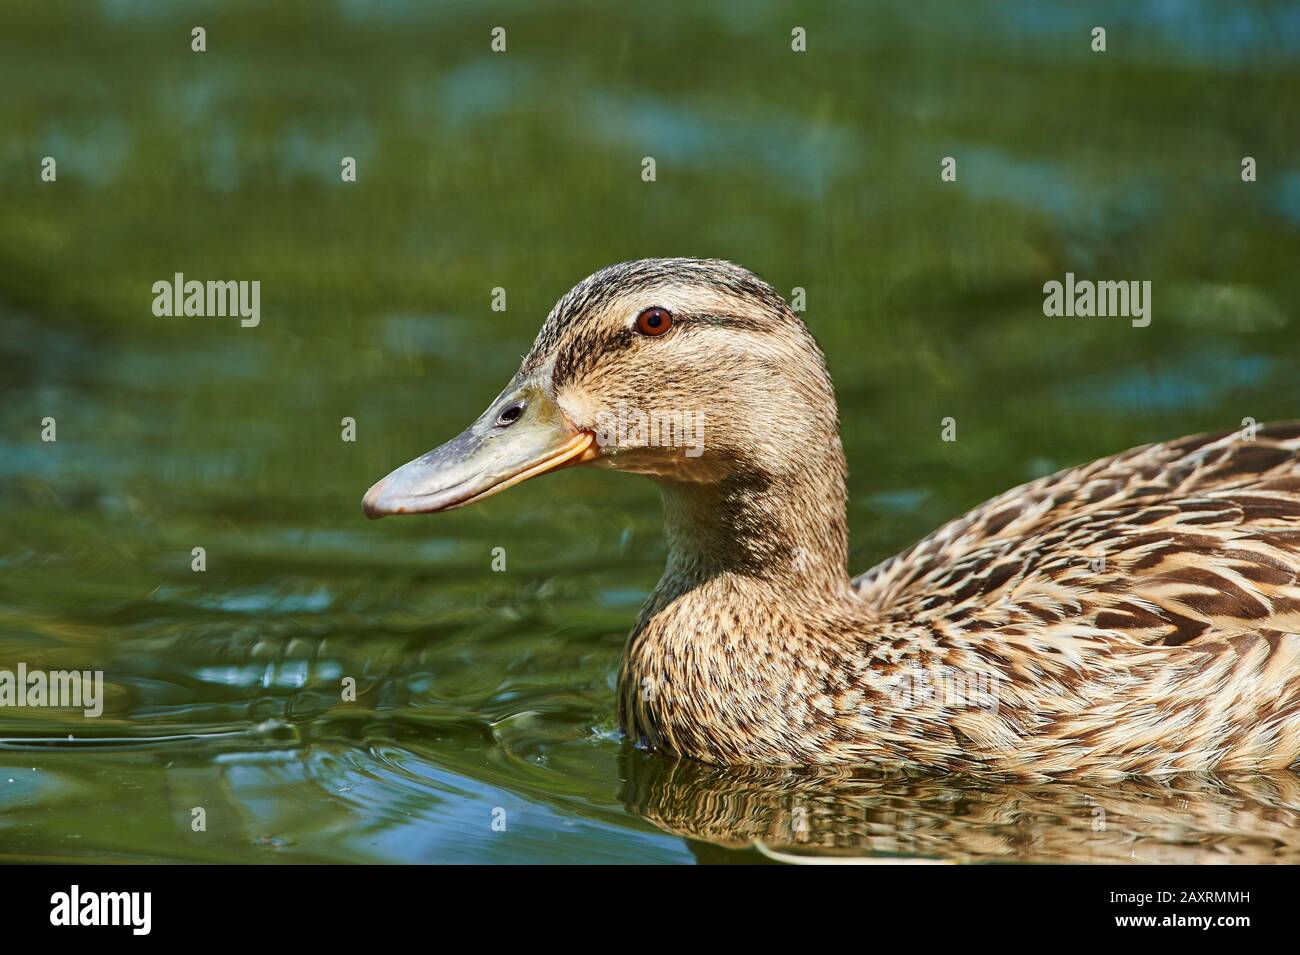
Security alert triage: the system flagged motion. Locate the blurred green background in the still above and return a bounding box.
[1,0,1298,862]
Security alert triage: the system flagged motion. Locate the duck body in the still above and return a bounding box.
[622,423,1300,778]
[365,258,1300,779]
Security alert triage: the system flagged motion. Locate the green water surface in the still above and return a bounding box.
[2,0,1300,863]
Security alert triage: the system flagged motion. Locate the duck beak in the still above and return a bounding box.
[362,386,598,518]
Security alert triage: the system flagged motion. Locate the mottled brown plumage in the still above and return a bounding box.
[367,258,1300,779]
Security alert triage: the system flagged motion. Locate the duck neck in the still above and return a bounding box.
[655,435,852,603]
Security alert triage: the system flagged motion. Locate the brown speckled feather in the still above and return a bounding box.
[842,423,1300,777]
[856,423,1300,646]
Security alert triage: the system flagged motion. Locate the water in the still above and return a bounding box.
[2,0,1299,863]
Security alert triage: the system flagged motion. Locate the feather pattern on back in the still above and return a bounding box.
[839,423,1300,777]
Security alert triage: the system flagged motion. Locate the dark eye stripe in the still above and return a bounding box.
[551,312,777,386]
[680,313,777,333]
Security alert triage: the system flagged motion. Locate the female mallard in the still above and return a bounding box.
[364,258,1300,779]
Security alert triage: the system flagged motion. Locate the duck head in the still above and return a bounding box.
[363,258,848,587]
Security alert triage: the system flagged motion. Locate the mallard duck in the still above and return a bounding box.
[364,258,1300,779]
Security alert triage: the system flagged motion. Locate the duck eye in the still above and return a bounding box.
[635,307,673,337]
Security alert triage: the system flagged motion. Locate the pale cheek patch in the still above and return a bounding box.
[555,384,602,432]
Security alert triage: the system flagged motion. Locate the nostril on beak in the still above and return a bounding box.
[496,400,526,427]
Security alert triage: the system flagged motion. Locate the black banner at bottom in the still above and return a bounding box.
[0,862,1279,940]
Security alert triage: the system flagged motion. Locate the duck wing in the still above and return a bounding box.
[853,422,1300,646]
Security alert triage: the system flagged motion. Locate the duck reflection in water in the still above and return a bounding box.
[619,752,1300,863]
